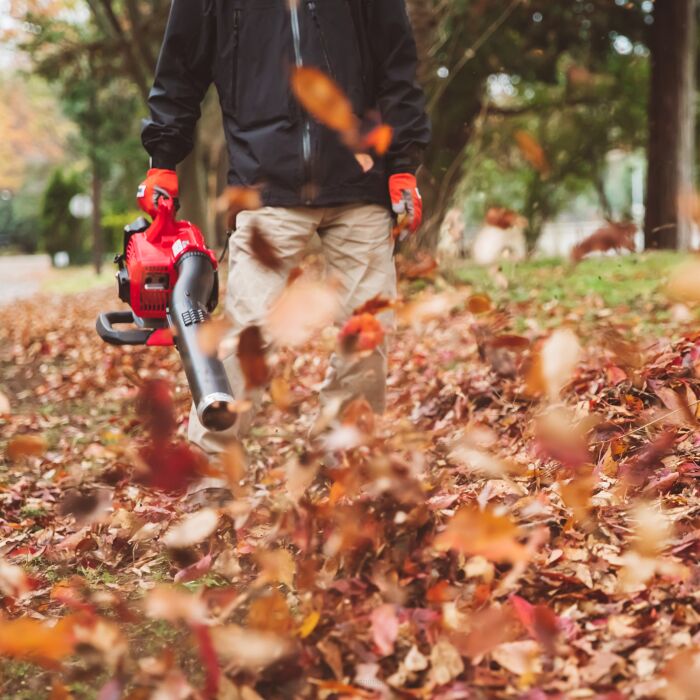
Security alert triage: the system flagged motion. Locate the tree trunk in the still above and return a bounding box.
[92,164,103,275]
[645,0,696,250]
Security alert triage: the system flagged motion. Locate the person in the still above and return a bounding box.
[137,0,431,454]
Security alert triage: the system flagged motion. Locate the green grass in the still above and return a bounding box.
[41,265,113,295]
[452,252,691,331]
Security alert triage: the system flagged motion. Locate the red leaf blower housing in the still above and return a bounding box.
[96,195,237,432]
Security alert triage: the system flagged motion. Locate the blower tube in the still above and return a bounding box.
[170,251,237,432]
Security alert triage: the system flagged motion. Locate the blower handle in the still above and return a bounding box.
[96,312,173,347]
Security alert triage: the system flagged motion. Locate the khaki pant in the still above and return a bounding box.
[188,203,397,455]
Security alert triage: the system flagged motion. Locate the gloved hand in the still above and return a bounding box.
[137,168,179,218]
[389,173,422,236]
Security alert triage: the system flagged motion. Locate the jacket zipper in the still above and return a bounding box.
[290,3,313,201]
[306,1,336,80]
[232,9,241,116]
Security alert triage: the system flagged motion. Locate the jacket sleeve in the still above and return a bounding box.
[367,0,431,175]
[141,0,216,169]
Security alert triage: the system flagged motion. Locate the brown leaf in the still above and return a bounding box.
[217,187,262,228]
[237,326,270,389]
[250,223,283,272]
[467,293,493,315]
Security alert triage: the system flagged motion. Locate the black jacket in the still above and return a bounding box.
[142,0,431,209]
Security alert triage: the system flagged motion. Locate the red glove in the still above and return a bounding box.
[137,168,179,218]
[389,173,422,235]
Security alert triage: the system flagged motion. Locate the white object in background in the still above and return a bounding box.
[69,194,93,219]
[53,251,70,268]
[472,225,527,265]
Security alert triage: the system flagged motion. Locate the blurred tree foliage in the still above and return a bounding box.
[409,0,650,241]
[39,169,84,261]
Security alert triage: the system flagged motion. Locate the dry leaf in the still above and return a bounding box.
[0,390,10,415]
[255,548,296,587]
[291,66,358,136]
[270,376,294,410]
[430,639,464,685]
[434,506,529,563]
[370,604,399,657]
[0,616,77,664]
[210,626,291,670]
[237,326,269,389]
[514,130,550,176]
[144,586,208,625]
[265,279,339,347]
[162,508,220,549]
[249,223,283,272]
[6,433,48,461]
[339,313,385,354]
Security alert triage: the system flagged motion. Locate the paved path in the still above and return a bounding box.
[0,255,52,306]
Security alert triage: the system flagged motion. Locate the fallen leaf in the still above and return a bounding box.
[370,604,399,657]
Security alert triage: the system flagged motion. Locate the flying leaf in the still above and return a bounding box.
[434,506,529,563]
[0,390,10,415]
[6,434,47,461]
[237,326,270,390]
[339,313,385,354]
[0,616,77,664]
[210,626,291,670]
[291,66,358,135]
[162,508,220,549]
[217,187,262,228]
[250,223,283,272]
[467,293,492,314]
[266,279,339,347]
[361,124,393,155]
[514,130,550,176]
[144,586,208,625]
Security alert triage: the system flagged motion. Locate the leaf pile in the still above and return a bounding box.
[2,258,700,699]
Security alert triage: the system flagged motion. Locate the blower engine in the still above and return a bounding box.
[96,195,237,432]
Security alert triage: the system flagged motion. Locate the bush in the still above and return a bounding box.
[39,170,87,264]
[101,210,144,255]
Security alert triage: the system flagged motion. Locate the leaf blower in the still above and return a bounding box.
[96,195,237,432]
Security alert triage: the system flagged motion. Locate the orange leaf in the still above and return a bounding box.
[0,616,77,664]
[237,326,269,389]
[291,66,358,135]
[6,434,47,461]
[362,124,393,155]
[467,293,492,314]
[217,186,262,227]
[338,313,385,354]
[514,130,550,176]
[270,376,294,410]
[434,506,529,563]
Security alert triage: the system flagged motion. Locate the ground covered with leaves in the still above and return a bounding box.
[3,253,700,700]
